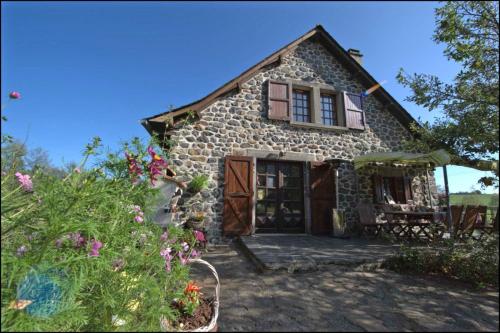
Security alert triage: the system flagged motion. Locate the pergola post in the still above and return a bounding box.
[443,164,452,234]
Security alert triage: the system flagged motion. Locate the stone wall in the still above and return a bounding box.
[167,39,438,243]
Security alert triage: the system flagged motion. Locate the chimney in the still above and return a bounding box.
[347,48,363,65]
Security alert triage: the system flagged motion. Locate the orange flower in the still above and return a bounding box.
[153,154,162,161]
[184,281,201,294]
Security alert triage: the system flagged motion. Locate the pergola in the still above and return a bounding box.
[353,149,499,228]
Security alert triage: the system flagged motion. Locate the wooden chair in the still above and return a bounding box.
[451,205,464,239]
[472,206,494,239]
[460,205,482,240]
[357,202,383,238]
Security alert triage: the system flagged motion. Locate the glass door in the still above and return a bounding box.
[255,160,305,233]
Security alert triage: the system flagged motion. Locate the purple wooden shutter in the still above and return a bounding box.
[343,92,365,129]
[267,80,291,120]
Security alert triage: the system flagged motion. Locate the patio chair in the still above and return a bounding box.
[451,205,464,239]
[460,205,483,240]
[357,202,383,238]
[471,206,492,239]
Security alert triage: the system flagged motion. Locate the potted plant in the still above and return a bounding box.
[188,175,210,193]
[187,211,206,230]
[160,259,220,332]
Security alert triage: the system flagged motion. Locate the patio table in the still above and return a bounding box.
[383,211,446,240]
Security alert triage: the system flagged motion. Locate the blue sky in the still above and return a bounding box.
[1,1,497,194]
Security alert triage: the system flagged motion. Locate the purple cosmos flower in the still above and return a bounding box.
[14,172,33,192]
[181,242,189,252]
[178,251,188,265]
[190,249,200,259]
[193,230,206,242]
[16,245,28,257]
[134,215,144,223]
[160,247,173,272]
[160,231,169,242]
[69,232,86,248]
[9,91,21,99]
[89,240,103,257]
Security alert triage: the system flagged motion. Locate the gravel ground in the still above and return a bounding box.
[190,244,499,332]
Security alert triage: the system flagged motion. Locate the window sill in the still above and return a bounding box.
[289,121,350,131]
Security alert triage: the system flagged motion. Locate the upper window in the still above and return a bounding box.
[292,90,311,123]
[320,94,337,126]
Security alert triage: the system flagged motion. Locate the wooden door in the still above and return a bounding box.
[223,156,254,236]
[310,162,336,235]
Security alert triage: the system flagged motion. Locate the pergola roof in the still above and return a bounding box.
[353,149,452,170]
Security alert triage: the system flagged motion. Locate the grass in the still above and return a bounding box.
[449,193,499,207]
[449,193,499,223]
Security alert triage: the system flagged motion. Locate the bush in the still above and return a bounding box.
[1,136,204,331]
[383,236,499,288]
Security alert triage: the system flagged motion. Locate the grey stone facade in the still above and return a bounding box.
[167,39,438,243]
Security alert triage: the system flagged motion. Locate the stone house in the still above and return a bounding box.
[142,25,438,243]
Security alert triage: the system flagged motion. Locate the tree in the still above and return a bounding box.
[24,147,52,172]
[1,140,27,172]
[398,1,499,187]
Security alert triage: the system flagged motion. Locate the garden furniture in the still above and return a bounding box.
[357,202,384,237]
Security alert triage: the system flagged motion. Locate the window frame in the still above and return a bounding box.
[292,88,312,123]
[319,92,337,126]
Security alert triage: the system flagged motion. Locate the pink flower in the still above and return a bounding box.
[69,232,86,248]
[160,231,169,242]
[9,91,21,99]
[146,146,168,185]
[74,167,81,174]
[125,152,143,182]
[134,215,144,223]
[14,172,33,192]
[178,251,188,265]
[160,247,172,272]
[89,240,103,257]
[194,230,206,242]
[190,249,200,259]
[181,242,189,252]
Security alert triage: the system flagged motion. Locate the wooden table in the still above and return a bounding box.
[383,211,447,241]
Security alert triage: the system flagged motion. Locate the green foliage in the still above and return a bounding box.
[1,140,75,179]
[450,193,499,207]
[398,1,499,187]
[383,235,499,288]
[188,175,210,193]
[1,135,201,331]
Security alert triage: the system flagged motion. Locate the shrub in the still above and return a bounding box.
[1,136,204,331]
[188,175,209,193]
[383,236,499,288]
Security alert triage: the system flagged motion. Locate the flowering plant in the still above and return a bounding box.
[1,133,200,331]
[178,281,202,316]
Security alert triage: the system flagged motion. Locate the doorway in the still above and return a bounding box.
[255,160,305,233]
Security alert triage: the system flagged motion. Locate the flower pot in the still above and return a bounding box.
[187,219,205,230]
[160,259,219,332]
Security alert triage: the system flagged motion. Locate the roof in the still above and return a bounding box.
[142,24,419,135]
[353,149,452,170]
